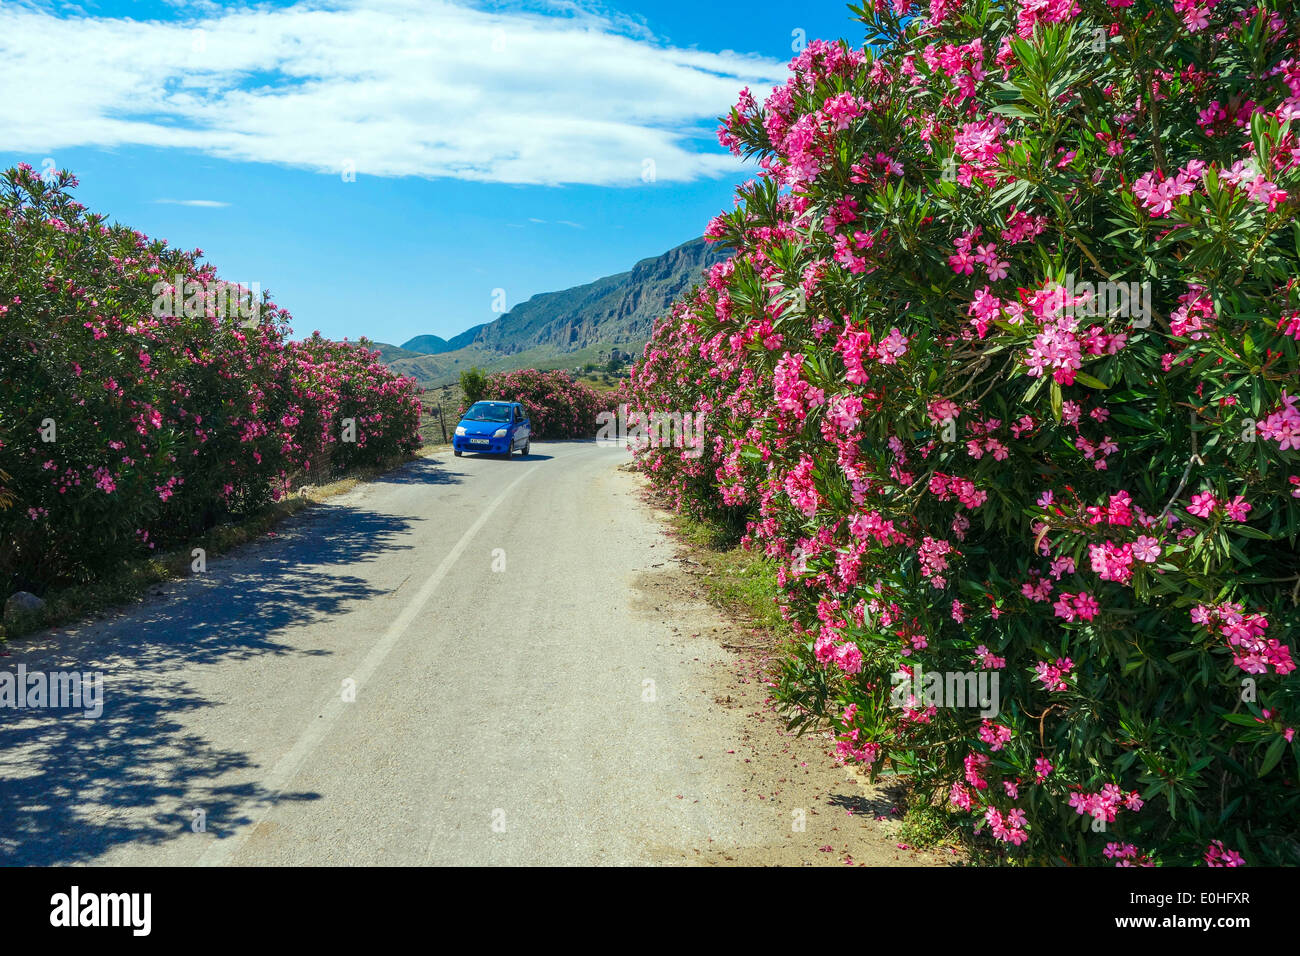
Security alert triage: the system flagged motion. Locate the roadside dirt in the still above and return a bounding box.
[627,478,958,867]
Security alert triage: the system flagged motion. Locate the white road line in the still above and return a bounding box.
[197,461,541,866]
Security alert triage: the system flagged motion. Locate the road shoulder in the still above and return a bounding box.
[620,468,957,867]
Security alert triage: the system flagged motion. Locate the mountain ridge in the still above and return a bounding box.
[375,236,726,387]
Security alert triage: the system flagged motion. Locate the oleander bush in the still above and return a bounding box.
[469,367,618,439]
[285,334,422,476]
[0,164,420,595]
[629,0,1300,865]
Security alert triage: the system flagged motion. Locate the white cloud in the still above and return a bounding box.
[151,199,231,207]
[525,217,583,227]
[0,0,785,186]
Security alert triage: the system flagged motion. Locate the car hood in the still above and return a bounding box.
[458,420,506,435]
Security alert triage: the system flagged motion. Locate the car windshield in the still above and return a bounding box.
[463,402,513,423]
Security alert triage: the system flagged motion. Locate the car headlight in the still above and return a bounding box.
[493,428,507,438]
[455,426,466,436]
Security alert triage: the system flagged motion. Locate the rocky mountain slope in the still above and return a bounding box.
[374,237,726,387]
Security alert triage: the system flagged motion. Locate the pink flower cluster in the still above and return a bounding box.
[1192,603,1295,675]
[1104,842,1154,867]
[983,805,1029,845]
[1014,0,1079,39]
[1053,590,1100,623]
[1068,784,1143,823]
[917,536,957,588]
[1132,161,1205,217]
[1258,391,1300,450]
[1034,657,1074,691]
[1204,840,1246,867]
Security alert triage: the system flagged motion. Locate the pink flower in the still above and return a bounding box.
[978,720,1013,751]
[1132,536,1161,563]
[1192,602,1294,676]
[1204,840,1245,867]
[1104,842,1138,862]
[820,92,867,131]
[1068,785,1129,823]
[964,752,990,789]
[1223,495,1251,521]
[1049,556,1075,579]
[878,328,909,364]
[1053,591,1100,623]
[1089,542,1134,585]
[972,645,1007,669]
[92,466,116,495]
[783,454,820,517]
[953,117,1006,164]
[1132,162,1204,217]
[917,536,957,589]
[1015,0,1081,38]
[1073,592,1100,621]
[1259,392,1300,450]
[950,782,973,811]
[1034,657,1074,691]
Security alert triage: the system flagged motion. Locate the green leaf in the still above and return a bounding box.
[1073,371,1109,390]
[1259,736,1286,777]
[1231,525,1273,541]
[1221,713,1262,727]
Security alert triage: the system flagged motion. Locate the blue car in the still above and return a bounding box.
[452,401,531,457]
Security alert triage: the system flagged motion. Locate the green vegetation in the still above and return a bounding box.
[459,366,489,406]
[670,514,788,637]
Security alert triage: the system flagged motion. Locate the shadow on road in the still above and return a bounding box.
[457,452,554,462]
[0,498,427,865]
[826,789,904,819]
[371,455,467,485]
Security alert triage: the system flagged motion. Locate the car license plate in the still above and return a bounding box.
[470,438,489,445]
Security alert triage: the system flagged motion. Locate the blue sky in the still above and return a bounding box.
[1,0,858,345]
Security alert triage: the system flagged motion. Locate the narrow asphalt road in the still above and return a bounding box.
[0,442,829,865]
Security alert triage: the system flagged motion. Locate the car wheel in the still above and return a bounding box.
[521,440,530,456]
[454,449,462,457]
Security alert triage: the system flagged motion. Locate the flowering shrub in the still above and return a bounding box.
[285,334,422,476]
[467,368,617,439]
[630,295,756,535]
[0,165,420,594]
[630,2,1300,864]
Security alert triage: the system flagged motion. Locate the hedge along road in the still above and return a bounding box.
[0,441,872,866]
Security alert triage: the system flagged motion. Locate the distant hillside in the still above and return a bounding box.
[378,237,726,387]
[400,334,453,355]
[368,342,424,363]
